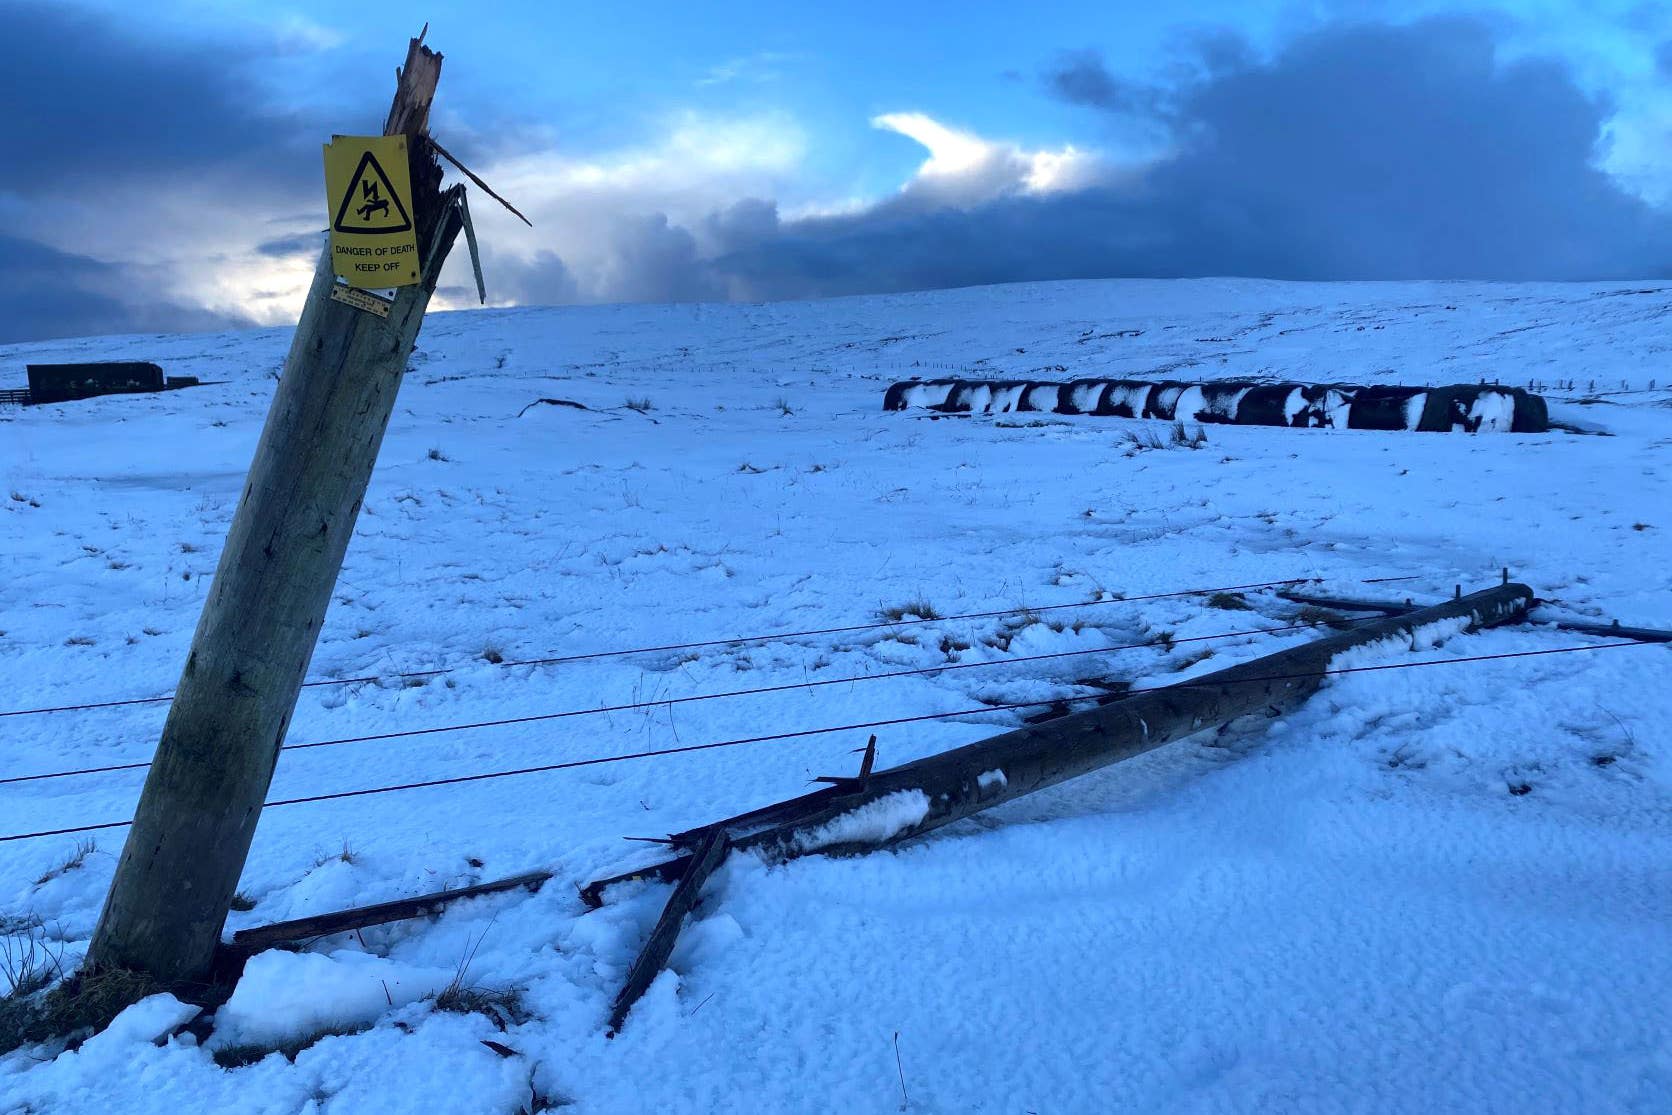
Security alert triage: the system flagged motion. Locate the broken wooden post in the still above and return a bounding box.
[592,583,1534,1030]
[87,34,467,988]
[1279,589,1672,645]
[585,582,1535,910]
[606,829,729,1035]
[229,871,553,956]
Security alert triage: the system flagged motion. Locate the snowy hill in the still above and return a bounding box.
[2,278,1669,1113]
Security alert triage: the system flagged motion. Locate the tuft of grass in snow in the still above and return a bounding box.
[1294,604,1344,628]
[314,841,358,868]
[228,891,257,913]
[1,955,157,1055]
[1,916,61,1000]
[1171,421,1209,448]
[1123,423,1209,453]
[623,396,655,413]
[880,599,941,622]
[212,1020,373,1069]
[938,634,971,659]
[772,397,794,416]
[33,838,97,887]
[1174,648,1216,671]
[481,643,505,665]
[429,923,527,1031]
[433,984,528,1030]
[426,447,451,462]
[1205,592,1252,611]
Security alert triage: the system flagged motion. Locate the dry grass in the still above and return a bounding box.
[880,599,941,622]
[433,984,527,1030]
[1,960,159,1054]
[212,1019,372,1069]
[938,634,972,659]
[1,916,61,1000]
[429,922,528,1031]
[33,838,98,887]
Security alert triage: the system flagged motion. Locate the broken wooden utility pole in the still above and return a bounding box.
[88,33,468,988]
[1278,588,1672,644]
[586,581,1533,1028]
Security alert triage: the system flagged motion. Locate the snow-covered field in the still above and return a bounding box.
[1,278,1669,1113]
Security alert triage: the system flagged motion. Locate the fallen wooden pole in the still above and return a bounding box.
[590,582,1533,1030]
[216,579,1647,980]
[584,581,1534,909]
[1281,589,1672,644]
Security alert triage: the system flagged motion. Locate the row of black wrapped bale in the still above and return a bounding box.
[883,378,1549,433]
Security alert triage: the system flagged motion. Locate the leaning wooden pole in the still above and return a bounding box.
[88,36,462,987]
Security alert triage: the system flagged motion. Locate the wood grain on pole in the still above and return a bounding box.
[87,37,459,986]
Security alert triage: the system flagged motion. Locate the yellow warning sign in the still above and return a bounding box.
[323,135,420,289]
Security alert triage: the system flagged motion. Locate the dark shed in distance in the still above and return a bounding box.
[26,362,166,404]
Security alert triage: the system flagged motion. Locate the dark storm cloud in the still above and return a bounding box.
[0,2,339,343]
[255,231,327,258]
[601,215,726,303]
[486,216,726,309]
[703,17,1671,299]
[0,1,324,195]
[0,235,252,345]
[1045,49,1151,111]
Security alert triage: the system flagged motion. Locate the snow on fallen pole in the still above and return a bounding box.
[884,378,1550,433]
[588,581,1532,1028]
[1279,589,1672,644]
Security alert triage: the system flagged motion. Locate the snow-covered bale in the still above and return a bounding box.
[1343,386,1429,431]
[884,378,1549,432]
[1100,381,1153,417]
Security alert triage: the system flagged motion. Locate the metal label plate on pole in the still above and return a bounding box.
[328,284,394,317]
[324,135,421,288]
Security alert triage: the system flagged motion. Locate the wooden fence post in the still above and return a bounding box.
[86,34,463,987]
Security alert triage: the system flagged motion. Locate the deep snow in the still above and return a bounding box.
[1,277,1669,1113]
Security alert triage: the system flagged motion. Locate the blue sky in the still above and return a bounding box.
[2,0,1670,342]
